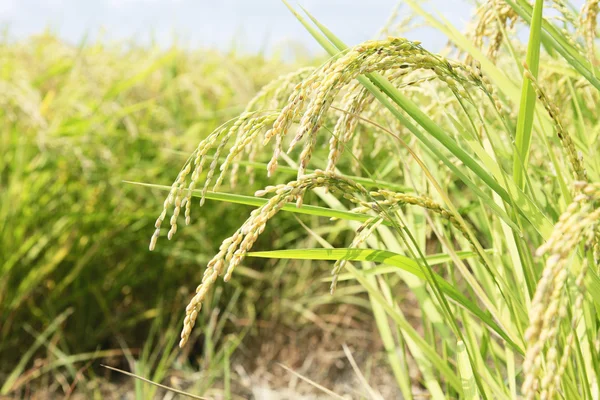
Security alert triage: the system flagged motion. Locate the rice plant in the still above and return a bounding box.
[152,1,600,398]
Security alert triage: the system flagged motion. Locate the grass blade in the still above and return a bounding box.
[457,340,480,400]
[126,181,379,224]
[513,0,544,188]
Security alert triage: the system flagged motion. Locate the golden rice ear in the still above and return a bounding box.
[178,171,372,346]
[215,112,278,191]
[150,68,314,250]
[522,63,587,181]
[280,38,505,179]
[522,182,600,400]
[466,0,518,63]
[326,82,373,174]
[580,0,599,67]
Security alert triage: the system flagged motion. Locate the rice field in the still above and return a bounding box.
[2,1,600,399]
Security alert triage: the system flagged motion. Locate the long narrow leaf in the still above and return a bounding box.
[126,181,380,224]
[513,0,544,188]
[247,247,522,352]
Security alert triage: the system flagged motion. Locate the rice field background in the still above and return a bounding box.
[1,1,600,399]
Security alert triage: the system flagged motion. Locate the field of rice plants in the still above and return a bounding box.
[2,0,600,399]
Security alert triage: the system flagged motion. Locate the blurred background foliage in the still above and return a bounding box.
[0,33,359,397]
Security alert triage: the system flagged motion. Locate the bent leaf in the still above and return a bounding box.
[247,247,522,352]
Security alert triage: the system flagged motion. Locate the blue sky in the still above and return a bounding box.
[0,1,474,54]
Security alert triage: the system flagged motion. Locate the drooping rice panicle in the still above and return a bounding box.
[546,256,589,400]
[523,63,587,181]
[150,68,316,248]
[522,182,600,399]
[549,0,580,29]
[466,0,518,62]
[179,170,372,347]
[212,112,278,191]
[150,123,232,250]
[368,190,471,240]
[580,0,599,67]
[326,65,476,177]
[263,37,506,179]
[265,39,430,177]
[264,71,322,176]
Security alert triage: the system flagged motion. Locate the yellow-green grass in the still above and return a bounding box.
[0,33,320,397]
